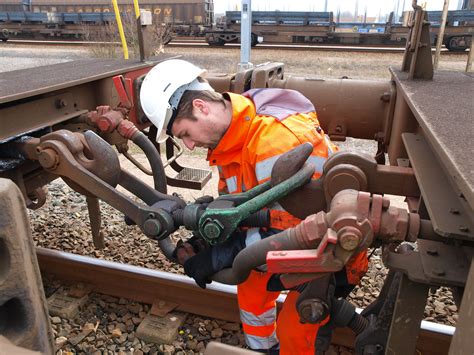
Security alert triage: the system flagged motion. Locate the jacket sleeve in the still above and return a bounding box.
[247,121,303,185]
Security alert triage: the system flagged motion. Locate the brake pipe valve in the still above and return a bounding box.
[267,189,421,274]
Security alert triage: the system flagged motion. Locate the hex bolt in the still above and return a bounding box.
[432,268,445,277]
[380,92,391,102]
[426,248,438,256]
[338,228,361,251]
[55,99,67,109]
[203,219,224,240]
[143,218,161,236]
[37,148,59,170]
[298,299,326,324]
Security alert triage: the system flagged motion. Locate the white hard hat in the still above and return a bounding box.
[140,59,214,140]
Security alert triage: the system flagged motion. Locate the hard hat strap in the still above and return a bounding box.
[166,78,215,135]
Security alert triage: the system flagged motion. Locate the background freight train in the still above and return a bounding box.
[0,0,473,50]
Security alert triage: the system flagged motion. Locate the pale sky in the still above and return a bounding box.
[214,0,465,17]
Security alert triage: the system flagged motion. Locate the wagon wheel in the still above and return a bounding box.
[208,38,226,46]
[446,36,467,52]
[251,33,259,47]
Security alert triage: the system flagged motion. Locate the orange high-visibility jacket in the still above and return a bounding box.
[207,89,368,353]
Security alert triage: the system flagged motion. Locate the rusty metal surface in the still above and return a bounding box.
[271,77,390,140]
[37,247,242,323]
[270,142,313,185]
[386,274,429,354]
[227,189,418,289]
[403,133,473,240]
[0,86,92,143]
[0,58,175,142]
[273,151,419,220]
[0,179,54,353]
[418,239,471,286]
[34,130,179,240]
[401,8,434,80]
[386,88,418,165]
[449,260,474,354]
[384,241,473,287]
[208,67,392,141]
[36,248,453,353]
[0,58,168,104]
[392,69,474,208]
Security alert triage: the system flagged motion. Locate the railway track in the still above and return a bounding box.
[2,38,465,54]
[37,247,454,354]
[3,39,119,46]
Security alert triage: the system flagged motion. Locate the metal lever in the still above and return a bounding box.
[197,143,316,244]
[86,196,104,249]
[112,75,133,109]
[266,228,343,274]
[33,130,181,242]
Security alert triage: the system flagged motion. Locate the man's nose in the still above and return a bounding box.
[183,137,195,150]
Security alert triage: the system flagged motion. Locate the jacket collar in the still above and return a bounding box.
[207,92,255,166]
[243,88,315,121]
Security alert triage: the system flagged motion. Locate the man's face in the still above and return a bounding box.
[171,99,230,150]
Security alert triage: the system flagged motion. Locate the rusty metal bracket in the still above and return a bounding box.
[233,65,254,93]
[159,128,212,190]
[403,133,473,240]
[383,241,473,287]
[401,1,434,80]
[250,62,285,89]
[386,272,429,355]
[417,240,472,286]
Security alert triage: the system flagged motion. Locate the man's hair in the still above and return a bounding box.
[175,89,226,122]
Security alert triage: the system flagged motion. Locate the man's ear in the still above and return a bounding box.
[192,99,208,114]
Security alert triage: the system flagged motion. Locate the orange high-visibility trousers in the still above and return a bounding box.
[238,271,323,354]
[277,291,324,355]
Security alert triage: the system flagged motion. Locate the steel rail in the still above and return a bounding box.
[169,42,461,54]
[2,39,465,54]
[36,248,453,354]
[4,39,119,46]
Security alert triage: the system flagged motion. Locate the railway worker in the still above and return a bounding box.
[140,59,368,355]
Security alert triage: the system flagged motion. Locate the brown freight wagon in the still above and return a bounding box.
[0,0,214,27]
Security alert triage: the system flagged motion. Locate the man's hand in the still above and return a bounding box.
[175,231,246,289]
[174,235,209,265]
[183,249,215,289]
[173,236,214,289]
[175,241,196,265]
